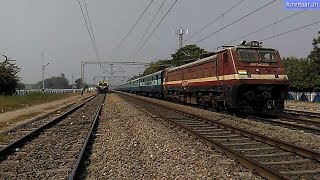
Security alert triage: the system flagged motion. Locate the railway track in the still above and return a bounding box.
[284,109,320,119]
[0,94,97,150]
[249,111,320,135]
[0,94,104,179]
[118,92,320,179]
[163,96,320,135]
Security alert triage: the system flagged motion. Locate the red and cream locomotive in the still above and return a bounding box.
[163,41,289,112]
[116,41,289,113]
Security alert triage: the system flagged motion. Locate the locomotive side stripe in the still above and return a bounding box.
[164,74,288,85]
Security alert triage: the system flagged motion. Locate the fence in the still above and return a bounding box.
[16,89,82,96]
[287,92,320,102]
[16,90,319,102]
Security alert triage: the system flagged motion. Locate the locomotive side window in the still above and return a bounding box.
[238,49,277,63]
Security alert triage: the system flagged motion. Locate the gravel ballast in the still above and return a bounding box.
[118,92,320,152]
[85,94,262,179]
[285,101,320,113]
[0,95,104,179]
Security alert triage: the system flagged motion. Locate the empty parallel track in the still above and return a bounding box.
[284,109,320,119]
[119,92,320,179]
[0,94,97,150]
[248,110,320,134]
[0,94,104,179]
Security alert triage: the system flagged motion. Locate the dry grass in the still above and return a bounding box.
[0,134,8,143]
[0,112,41,130]
[0,92,75,114]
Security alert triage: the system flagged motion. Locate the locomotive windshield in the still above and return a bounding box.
[239,49,257,62]
[238,49,277,63]
[258,49,276,63]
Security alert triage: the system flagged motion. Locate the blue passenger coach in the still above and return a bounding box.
[115,70,164,97]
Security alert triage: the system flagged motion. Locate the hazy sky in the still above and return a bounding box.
[0,0,319,85]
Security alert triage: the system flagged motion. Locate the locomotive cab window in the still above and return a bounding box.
[258,50,276,63]
[238,49,277,63]
[238,49,257,62]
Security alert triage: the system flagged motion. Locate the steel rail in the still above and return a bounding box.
[0,94,98,160]
[117,91,320,179]
[284,109,320,118]
[0,103,74,136]
[0,94,97,137]
[248,114,320,134]
[120,93,287,179]
[69,95,105,179]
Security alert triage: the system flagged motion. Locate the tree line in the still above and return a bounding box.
[283,31,320,92]
[32,75,88,90]
[0,65,87,95]
[0,58,21,95]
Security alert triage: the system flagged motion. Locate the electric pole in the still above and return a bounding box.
[41,51,49,91]
[71,74,75,90]
[178,28,188,49]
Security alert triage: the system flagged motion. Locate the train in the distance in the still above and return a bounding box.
[97,81,109,94]
[115,41,290,113]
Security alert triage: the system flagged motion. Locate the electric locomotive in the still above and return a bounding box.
[163,41,289,112]
[97,80,109,94]
[116,41,289,113]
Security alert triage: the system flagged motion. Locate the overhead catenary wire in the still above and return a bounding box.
[111,0,154,56]
[185,0,246,42]
[129,0,167,59]
[195,0,277,44]
[76,0,100,63]
[260,20,320,41]
[224,10,306,46]
[131,0,179,61]
[83,0,101,65]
